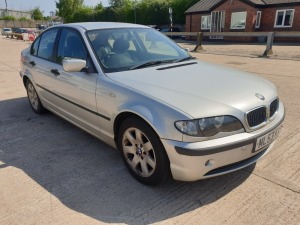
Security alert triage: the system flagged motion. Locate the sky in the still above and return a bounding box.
[0,0,110,16]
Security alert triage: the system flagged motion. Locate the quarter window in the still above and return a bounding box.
[274,9,294,28]
[255,11,262,28]
[30,36,41,56]
[230,11,247,29]
[201,15,211,30]
[37,29,59,61]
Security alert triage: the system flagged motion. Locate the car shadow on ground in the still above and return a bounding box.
[0,97,255,224]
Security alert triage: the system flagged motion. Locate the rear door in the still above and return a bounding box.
[26,28,60,104]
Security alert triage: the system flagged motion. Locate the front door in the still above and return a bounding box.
[50,29,100,135]
[210,11,226,39]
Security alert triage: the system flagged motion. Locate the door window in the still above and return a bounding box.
[210,11,225,39]
[37,29,59,61]
[57,29,87,64]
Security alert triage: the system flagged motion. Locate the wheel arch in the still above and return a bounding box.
[113,99,185,146]
[22,75,29,87]
[113,111,159,147]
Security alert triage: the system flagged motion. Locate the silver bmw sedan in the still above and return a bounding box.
[20,22,285,185]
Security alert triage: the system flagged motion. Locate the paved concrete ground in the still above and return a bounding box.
[0,37,299,225]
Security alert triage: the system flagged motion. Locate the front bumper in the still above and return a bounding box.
[161,102,285,182]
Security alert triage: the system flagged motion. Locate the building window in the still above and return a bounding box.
[274,9,294,28]
[230,11,247,29]
[201,15,211,30]
[255,11,262,28]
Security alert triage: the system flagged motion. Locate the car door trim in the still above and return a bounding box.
[36,84,111,121]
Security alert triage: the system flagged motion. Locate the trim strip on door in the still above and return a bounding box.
[36,84,111,121]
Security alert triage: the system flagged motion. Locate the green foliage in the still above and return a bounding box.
[70,6,95,22]
[66,0,199,25]
[109,0,124,8]
[32,7,44,20]
[95,3,104,11]
[43,16,52,21]
[56,0,84,22]
[19,17,29,21]
[170,0,200,24]
[1,16,16,21]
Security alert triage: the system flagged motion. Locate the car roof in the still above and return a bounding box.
[56,22,149,31]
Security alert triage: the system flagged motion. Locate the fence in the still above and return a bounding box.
[163,31,300,57]
[5,32,36,41]
[0,20,50,29]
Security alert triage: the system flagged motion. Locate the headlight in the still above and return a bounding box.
[175,116,244,137]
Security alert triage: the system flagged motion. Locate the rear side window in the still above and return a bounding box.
[37,29,59,61]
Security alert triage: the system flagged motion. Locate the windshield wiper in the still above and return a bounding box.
[130,60,173,70]
[173,56,196,63]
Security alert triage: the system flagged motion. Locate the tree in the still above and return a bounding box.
[43,16,52,21]
[109,0,126,8]
[95,3,104,11]
[56,0,84,22]
[56,0,199,25]
[70,6,94,22]
[32,7,44,20]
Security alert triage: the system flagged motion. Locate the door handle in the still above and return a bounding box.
[50,69,60,76]
[29,61,36,66]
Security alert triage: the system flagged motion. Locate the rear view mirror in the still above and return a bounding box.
[145,31,160,42]
[62,58,87,72]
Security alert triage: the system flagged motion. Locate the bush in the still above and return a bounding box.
[0,16,16,21]
[19,17,29,21]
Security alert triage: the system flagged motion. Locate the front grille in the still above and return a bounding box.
[247,107,267,127]
[270,98,279,118]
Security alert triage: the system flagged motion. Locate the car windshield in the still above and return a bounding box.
[86,28,190,73]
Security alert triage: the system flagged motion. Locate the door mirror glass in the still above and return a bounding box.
[62,58,87,72]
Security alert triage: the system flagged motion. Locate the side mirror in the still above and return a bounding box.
[62,58,87,72]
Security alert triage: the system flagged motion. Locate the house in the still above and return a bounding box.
[185,0,300,41]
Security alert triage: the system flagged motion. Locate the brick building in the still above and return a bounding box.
[185,0,300,41]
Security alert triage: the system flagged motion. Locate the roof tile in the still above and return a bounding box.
[186,0,300,13]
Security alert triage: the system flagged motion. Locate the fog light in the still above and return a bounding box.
[205,159,214,167]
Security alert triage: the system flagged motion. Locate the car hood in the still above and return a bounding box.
[107,61,277,119]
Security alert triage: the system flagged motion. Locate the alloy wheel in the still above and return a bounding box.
[122,128,156,177]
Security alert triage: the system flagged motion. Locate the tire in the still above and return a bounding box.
[26,79,46,114]
[118,117,170,185]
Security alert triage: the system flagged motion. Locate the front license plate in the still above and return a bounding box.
[254,125,281,152]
